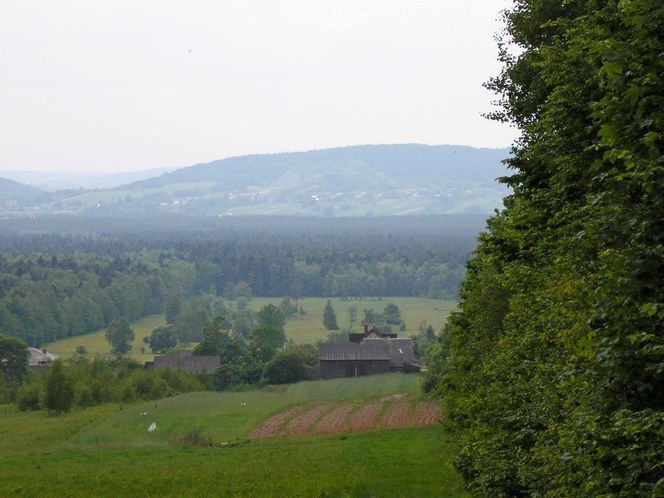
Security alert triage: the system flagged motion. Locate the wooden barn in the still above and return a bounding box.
[318,341,391,379]
[318,335,421,379]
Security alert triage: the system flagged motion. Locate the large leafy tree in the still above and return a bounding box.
[0,333,28,382]
[428,1,664,496]
[105,318,135,355]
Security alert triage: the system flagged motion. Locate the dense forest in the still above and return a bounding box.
[426,1,663,497]
[0,215,479,345]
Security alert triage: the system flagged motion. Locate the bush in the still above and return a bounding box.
[16,383,41,411]
[264,351,307,385]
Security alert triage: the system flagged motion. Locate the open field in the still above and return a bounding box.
[250,296,457,344]
[45,297,456,360]
[0,375,470,497]
[44,315,166,363]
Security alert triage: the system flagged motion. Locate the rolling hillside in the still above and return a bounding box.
[56,144,510,216]
[0,176,51,205]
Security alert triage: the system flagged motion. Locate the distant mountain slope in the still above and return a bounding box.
[0,176,51,204]
[11,144,511,216]
[129,144,509,190]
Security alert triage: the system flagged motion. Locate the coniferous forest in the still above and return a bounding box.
[425,1,663,496]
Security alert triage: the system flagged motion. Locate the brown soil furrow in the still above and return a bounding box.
[412,402,442,426]
[249,406,303,439]
[346,403,381,433]
[314,404,355,434]
[381,402,411,429]
[280,404,330,436]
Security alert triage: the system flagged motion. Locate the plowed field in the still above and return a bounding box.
[250,400,441,439]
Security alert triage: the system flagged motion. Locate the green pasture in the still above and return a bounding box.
[250,296,457,344]
[0,375,470,497]
[69,373,421,448]
[44,314,165,363]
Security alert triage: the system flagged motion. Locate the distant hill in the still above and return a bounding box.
[56,144,510,216]
[0,168,176,191]
[0,176,51,205]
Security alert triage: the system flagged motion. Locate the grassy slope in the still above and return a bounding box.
[0,376,469,497]
[45,297,457,358]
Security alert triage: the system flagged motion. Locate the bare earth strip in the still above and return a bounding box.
[412,402,442,426]
[314,405,355,435]
[346,404,381,433]
[249,406,304,439]
[280,404,331,436]
[250,401,442,439]
[381,402,412,429]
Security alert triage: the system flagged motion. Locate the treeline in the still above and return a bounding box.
[426,2,663,497]
[0,253,198,345]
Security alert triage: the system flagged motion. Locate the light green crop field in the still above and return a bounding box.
[0,375,470,497]
[44,314,165,363]
[250,296,457,344]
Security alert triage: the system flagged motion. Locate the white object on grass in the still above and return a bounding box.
[148,422,157,433]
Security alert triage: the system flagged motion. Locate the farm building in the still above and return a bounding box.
[349,324,397,343]
[28,348,58,369]
[318,333,421,379]
[151,351,220,375]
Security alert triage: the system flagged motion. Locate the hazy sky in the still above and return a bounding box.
[1,0,517,174]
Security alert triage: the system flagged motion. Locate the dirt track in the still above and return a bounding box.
[250,400,441,439]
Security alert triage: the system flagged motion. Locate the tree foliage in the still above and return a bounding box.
[426,1,664,496]
[322,300,339,330]
[44,360,74,415]
[0,333,28,383]
[105,318,135,355]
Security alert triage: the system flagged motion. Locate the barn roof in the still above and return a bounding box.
[319,341,390,361]
[363,338,417,367]
[153,354,220,374]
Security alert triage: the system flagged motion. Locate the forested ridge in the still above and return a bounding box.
[0,216,477,345]
[426,1,663,496]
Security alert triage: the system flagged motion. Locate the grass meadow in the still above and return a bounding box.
[45,297,457,359]
[0,374,470,497]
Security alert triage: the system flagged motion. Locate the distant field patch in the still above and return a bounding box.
[249,296,457,344]
[44,314,165,363]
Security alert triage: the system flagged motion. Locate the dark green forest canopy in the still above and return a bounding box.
[426,1,663,496]
[0,215,480,345]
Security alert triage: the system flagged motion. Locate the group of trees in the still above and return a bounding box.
[0,252,197,346]
[192,305,317,389]
[427,1,663,496]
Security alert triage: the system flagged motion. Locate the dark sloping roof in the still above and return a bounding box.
[154,355,220,374]
[319,341,390,361]
[363,338,418,367]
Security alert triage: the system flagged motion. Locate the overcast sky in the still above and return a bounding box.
[1,0,517,174]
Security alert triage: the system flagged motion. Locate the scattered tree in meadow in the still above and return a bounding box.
[323,300,339,330]
[383,303,402,325]
[144,325,178,353]
[348,305,358,330]
[104,318,135,355]
[256,304,286,331]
